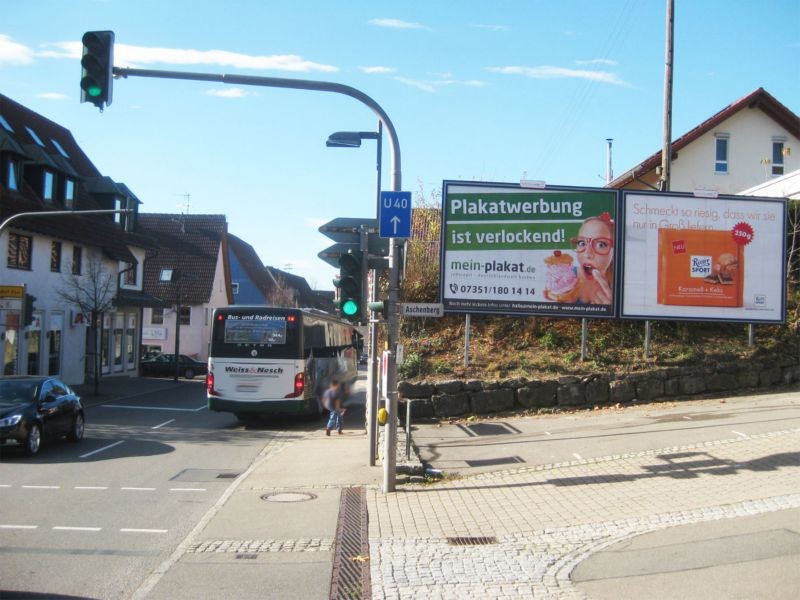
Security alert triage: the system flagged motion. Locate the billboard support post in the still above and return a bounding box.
[747,324,755,347]
[581,318,589,361]
[464,314,471,368]
[644,321,652,359]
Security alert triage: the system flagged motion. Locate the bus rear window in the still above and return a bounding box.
[224,319,286,344]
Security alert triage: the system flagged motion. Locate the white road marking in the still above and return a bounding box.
[0,524,37,529]
[105,404,206,412]
[732,430,748,438]
[683,415,693,420]
[121,487,156,491]
[53,526,102,532]
[80,440,124,458]
[22,485,60,489]
[0,484,12,488]
[152,419,175,429]
[75,486,109,490]
[169,488,206,492]
[544,431,552,436]
[120,528,168,534]
[573,453,583,460]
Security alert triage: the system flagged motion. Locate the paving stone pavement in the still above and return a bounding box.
[367,428,800,599]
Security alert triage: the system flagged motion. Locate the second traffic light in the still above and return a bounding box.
[335,250,363,322]
[80,30,114,110]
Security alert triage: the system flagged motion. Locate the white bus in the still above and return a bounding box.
[207,307,359,419]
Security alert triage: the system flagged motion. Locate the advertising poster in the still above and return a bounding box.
[441,181,618,317]
[621,191,787,323]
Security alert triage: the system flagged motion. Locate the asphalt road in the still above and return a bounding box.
[0,379,311,600]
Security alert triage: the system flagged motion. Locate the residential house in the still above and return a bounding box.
[227,233,272,305]
[608,88,800,194]
[1,93,154,384]
[138,214,232,361]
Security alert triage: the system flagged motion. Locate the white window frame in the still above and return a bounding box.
[772,138,786,177]
[714,134,729,174]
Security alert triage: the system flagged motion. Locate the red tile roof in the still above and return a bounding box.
[138,213,229,304]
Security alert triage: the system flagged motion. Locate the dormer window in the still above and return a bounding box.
[6,158,18,190]
[25,126,45,147]
[50,138,70,158]
[65,179,75,209]
[159,268,174,282]
[43,171,55,202]
[0,114,13,132]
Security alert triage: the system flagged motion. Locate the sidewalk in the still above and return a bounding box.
[82,378,800,599]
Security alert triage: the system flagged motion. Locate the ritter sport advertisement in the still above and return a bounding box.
[620,191,787,323]
[441,181,619,318]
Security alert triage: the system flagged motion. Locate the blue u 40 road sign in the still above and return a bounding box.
[379,191,412,238]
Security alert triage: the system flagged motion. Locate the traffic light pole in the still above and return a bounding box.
[111,65,404,492]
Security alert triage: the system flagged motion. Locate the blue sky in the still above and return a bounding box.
[2,0,798,290]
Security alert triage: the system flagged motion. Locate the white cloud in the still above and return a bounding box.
[36,92,69,100]
[395,76,487,93]
[471,24,509,32]
[205,87,248,98]
[0,34,35,66]
[368,18,431,31]
[40,41,338,72]
[394,77,437,93]
[359,66,396,74]
[486,65,629,86]
[575,58,618,67]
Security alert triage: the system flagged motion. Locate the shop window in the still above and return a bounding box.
[151,307,164,325]
[179,306,191,325]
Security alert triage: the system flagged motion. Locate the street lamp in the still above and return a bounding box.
[326,122,382,467]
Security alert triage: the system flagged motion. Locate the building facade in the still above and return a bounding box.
[1,93,154,384]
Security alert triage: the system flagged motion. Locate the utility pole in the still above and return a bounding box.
[647,0,675,359]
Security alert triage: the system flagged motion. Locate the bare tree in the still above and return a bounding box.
[56,256,117,395]
[266,271,298,307]
[788,200,800,328]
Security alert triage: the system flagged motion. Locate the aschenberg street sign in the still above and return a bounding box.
[400,303,444,318]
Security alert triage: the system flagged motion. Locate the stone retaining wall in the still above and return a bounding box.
[398,357,800,419]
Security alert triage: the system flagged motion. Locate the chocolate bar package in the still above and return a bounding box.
[657,228,743,307]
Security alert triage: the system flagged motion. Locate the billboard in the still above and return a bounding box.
[441,181,618,317]
[620,191,787,323]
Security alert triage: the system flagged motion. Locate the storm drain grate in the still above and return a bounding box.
[235,553,258,560]
[446,536,498,546]
[329,486,370,600]
[216,473,240,479]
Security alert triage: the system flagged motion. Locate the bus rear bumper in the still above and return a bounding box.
[208,396,317,416]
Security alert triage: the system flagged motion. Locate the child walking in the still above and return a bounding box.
[323,380,346,435]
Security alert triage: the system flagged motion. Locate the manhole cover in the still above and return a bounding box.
[261,492,318,503]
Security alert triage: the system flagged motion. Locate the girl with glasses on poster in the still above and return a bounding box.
[544,212,614,305]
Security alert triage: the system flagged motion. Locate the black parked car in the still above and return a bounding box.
[0,376,85,456]
[139,354,208,380]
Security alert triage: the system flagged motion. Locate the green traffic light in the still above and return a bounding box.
[341,299,359,316]
[87,85,103,98]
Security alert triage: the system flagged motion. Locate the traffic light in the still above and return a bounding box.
[368,300,388,317]
[334,250,363,322]
[23,294,36,327]
[80,31,114,110]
